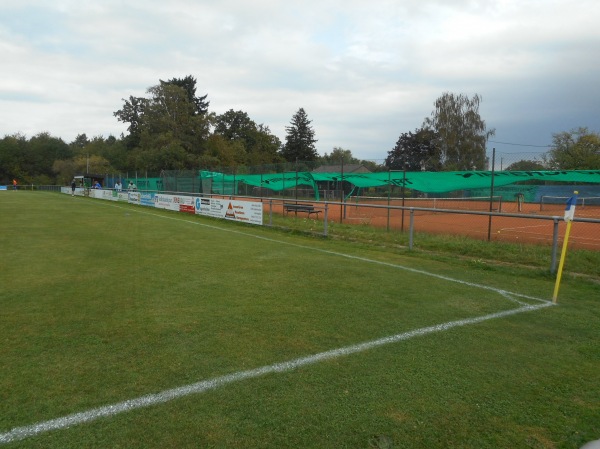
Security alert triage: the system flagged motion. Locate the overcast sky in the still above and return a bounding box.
[1,0,599,163]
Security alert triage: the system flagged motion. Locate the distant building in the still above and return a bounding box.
[312,164,372,174]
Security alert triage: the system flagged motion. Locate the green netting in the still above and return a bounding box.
[206,170,600,194]
[140,169,600,198]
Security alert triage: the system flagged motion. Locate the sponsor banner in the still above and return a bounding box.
[154,194,180,211]
[139,192,154,207]
[89,189,103,199]
[177,195,195,214]
[194,197,263,225]
[61,187,85,196]
[117,192,129,202]
[128,192,141,205]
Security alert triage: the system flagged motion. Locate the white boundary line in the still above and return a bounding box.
[0,303,551,444]
[0,202,554,444]
[127,206,551,304]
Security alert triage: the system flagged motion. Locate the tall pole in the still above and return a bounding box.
[487,148,496,241]
[339,157,344,223]
[401,163,407,232]
[386,169,391,232]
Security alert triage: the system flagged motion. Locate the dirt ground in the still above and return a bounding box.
[269,199,600,251]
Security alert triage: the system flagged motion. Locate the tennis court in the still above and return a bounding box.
[270,197,600,250]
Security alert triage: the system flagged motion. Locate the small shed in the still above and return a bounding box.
[74,174,105,188]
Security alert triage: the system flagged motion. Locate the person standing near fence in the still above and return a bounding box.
[12,179,17,190]
[71,179,76,196]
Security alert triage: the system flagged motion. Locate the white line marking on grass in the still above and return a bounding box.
[107,204,551,305]
[0,302,552,444]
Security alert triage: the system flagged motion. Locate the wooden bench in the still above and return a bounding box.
[283,203,321,218]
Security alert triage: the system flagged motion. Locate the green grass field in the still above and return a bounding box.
[1,191,598,448]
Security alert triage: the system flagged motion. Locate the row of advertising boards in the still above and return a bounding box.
[62,188,263,226]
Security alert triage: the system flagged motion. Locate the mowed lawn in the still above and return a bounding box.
[0,191,598,448]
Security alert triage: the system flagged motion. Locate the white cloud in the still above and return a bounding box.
[1,0,599,159]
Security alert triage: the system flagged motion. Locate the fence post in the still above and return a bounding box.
[551,217,559,273]
[409,208,415,250]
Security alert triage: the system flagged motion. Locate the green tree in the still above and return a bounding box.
[386,128,441,171]
[203,134,246,169]
[545,127,600,169]
[98,135,128,171]
[214,110,256,143]
[0,132,72,184]
[423,93,494,170]
[25,133,72,182]
[281,108,318,162]
[319,147,359,165]
[113,95,147,150]
[53,153,115,185]
[161,75,209,116]
[115,79,213,172]
[246,124,283,166]
[70,133,90,152]
[359,160,387,172]
[0,133,27,183]
[505,159,546,171]
[214,110,282,167]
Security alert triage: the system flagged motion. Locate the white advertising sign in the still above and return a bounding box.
[153,194,196,213]
[153,194,180,211]
[194,197,263,225]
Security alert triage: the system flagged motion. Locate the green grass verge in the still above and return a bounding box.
[268,212,600,281]
[0,191,598,448]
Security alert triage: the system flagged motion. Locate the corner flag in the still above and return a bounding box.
[564,193,579,221]
[553,191,579,303]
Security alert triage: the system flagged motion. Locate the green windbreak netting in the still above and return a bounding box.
[203,171,318,191]
[205,170,600,194]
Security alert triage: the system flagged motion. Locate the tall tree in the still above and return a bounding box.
[113,95,147,150]
[26,133,72,181]
[114,75,210,156]
[115,78,212,172]
[0,133,27,183]
[386,128,441,171]
[281,108,318,162]
[544,127,600,170]
[423,93,494,170]
[213,110,283,167]
[248,124,283,166]
[161,75,209,116]
[214,110,258,146]
[70,133,90,152]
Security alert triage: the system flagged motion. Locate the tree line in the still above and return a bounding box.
[1,75,598,185]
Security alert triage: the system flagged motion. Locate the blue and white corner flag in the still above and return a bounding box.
[564,192,579,221]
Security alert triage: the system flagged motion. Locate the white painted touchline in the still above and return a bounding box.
[0,302,552,444]
[110,203,552,304]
